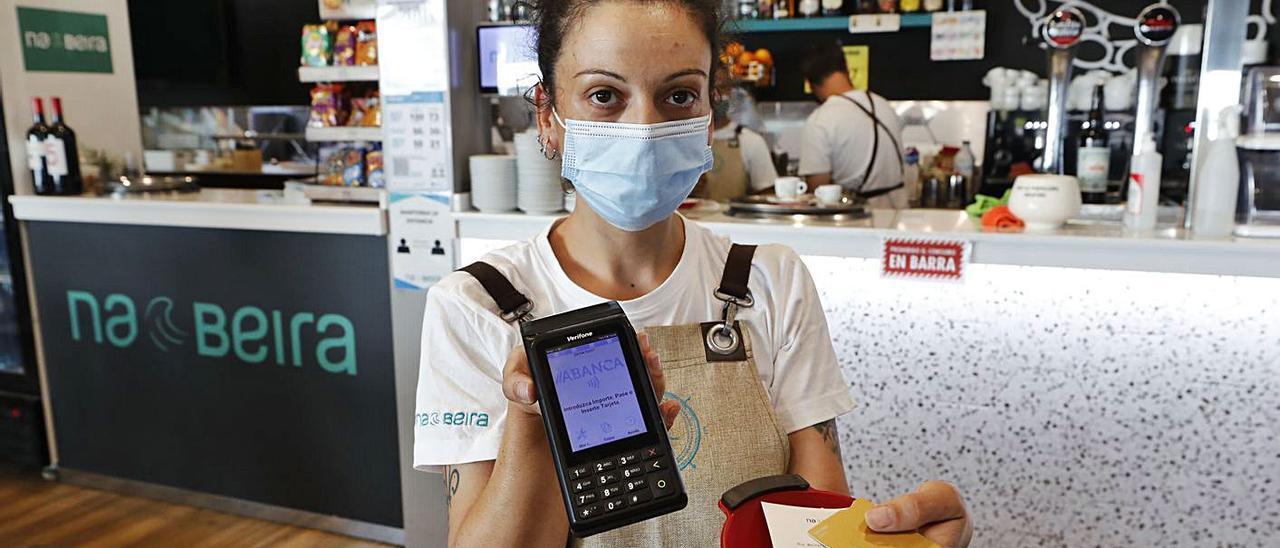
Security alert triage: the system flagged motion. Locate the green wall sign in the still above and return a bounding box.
[16,6,113,74]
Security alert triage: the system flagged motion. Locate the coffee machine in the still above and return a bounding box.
[1235,66,1280,237]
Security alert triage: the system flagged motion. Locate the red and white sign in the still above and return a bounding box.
[881,237,971,281]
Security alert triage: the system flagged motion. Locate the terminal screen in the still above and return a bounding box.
[546,334,647,453]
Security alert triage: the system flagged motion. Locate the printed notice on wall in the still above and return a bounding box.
[384,92,451,191]
[931,10,986,61]
[390,192,455,290]
[881,237,971,282]
[377,0,446,95]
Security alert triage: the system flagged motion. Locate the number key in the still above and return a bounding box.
[617,453,640,466]
[594,460,616,473]
[575,492,597,506]
[603,498,628,513]
[596,471,619,486]
[569,465,590,480]
[621,465,644,479]
[600,485,624,499]
[624,478,647,492]
[571,479,593,493]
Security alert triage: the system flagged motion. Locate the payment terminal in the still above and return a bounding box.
[521,301,688,537]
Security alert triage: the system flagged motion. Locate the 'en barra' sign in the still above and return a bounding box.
[17,7,113,74]
[882,237,971,282]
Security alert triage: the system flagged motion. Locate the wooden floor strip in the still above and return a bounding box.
[0,468,390,547]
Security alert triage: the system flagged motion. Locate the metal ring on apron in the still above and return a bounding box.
[705,322,740,355]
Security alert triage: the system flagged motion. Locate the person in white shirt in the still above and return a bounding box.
[696,104,777,200]
[798,42,909,209]
[414,1,972,547]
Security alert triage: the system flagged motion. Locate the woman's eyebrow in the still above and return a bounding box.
[664,68,707,81]
[574,68,627,81]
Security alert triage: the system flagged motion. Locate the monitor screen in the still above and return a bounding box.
[477,24,539,96]
[546,334,648,453]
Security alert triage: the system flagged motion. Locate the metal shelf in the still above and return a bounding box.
[298,65,379,82]
[732,13,931,33]
[304,126,382,142]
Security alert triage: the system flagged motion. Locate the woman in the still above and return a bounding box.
[414,0,972,546]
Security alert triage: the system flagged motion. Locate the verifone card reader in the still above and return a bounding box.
[521,301,688,537]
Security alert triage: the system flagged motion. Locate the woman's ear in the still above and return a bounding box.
[534,83,560,155]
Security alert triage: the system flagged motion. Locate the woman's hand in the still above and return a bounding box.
[501,332,682,428]
[864,481,972,548]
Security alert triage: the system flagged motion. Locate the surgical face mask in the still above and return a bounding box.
[556,111,713,232]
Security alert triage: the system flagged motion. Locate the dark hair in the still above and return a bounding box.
[530,0,726,107]
[799,42,847,88]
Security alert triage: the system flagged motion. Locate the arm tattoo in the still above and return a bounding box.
[443,466,460,508]
[813,419,843,460]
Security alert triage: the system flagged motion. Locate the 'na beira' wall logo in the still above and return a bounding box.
[65,290,357,375]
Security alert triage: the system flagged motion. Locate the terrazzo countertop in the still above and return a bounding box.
[455,208,1280,278]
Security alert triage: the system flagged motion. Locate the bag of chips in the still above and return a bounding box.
[348,91,381,127]
[300,25,331,66]
[366,148,385,188]
[309,84,347,127]
[356,21,378,66]
[333,25,358,66]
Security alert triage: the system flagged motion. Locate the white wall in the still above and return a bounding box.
[1,0,142,195]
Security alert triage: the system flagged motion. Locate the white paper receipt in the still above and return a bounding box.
[761,502,843,548]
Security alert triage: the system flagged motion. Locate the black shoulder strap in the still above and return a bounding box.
[834,92,904,191]
[458,262,532,322]
[715,244,757,303]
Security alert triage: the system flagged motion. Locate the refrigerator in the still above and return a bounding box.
[0,95,48,468]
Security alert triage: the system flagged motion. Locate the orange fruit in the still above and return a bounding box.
[737,51,754,67]
[754,48,773,65]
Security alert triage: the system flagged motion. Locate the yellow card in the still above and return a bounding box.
[807,499,939,548]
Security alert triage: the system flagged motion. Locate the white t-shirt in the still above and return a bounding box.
[713,122,777,192]
[413,219,856,471]
[798,90,905,194]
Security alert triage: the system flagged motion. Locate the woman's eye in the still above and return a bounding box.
[667,90,697,107]
[589,90,616,106]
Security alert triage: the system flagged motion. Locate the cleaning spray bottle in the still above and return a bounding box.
[1125,137,1162,230]
[1190,106,1241,238]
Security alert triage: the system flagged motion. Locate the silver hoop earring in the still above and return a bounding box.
[543,143,558,161]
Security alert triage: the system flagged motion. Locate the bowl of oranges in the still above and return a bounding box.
[722,42,774,87]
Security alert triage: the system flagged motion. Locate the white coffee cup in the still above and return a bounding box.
[815,184,844,205]
[1008,174,1083,232]
[774,177,808,200]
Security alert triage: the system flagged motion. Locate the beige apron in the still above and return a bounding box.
[459,244,789,547]
[695,130,751,201]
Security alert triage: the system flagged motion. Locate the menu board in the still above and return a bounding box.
[931,10,987,61]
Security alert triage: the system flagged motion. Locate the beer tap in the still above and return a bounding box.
[1040,7,1085,175]
[1132,4,1180,160]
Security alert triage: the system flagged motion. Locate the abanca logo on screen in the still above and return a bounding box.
[65,290,357,376]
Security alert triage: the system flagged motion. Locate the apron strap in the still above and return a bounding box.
[714,244,757,306]
[458,262,533,323]
[833,93,904,193]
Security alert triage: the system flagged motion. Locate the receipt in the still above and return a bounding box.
[761,502,844,548]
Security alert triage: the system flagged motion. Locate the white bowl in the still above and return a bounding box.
[1008,174,1082,231]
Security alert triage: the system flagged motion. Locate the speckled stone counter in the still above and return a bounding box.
[457,211,1280,546]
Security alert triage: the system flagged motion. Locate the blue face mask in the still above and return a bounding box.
[556,111,713,232]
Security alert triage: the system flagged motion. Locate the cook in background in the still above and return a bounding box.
[798,42,908,209]
[695,100,777,200]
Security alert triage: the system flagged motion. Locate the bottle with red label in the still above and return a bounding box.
[45,97,82,195]
[25,98,54,195]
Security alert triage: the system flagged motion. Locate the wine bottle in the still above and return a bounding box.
[1076,83,1110,204]
[26,98,53,195]
[45,97,83,196]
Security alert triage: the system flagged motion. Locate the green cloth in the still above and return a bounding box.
[966,189,1012,219]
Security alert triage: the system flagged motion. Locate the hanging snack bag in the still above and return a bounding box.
[300,24,331,66]
[309,84,346,127]
[356,21,378,66]
[334,25,358,66]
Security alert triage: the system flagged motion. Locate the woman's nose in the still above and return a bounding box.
[619,100,665,125]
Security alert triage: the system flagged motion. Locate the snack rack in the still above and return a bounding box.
[297,0,385,199]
